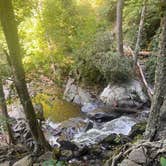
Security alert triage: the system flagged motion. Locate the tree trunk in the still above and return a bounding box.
[133,0,146,68]
[0,0,51,151]
[116,0,124,56]
[145,6,166,141]
[0,78,15,144]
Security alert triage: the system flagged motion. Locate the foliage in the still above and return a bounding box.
[0,115,12,132]
[145,56,157,84]
[160,157,166,166]
[74,31,133,84]
[0,0,162,86]
[123,0,160,47]
[43,159,66,166]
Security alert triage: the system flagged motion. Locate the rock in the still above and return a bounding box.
[87,107,121,122]
[100,133,118,144]
[128,147,147,164]
[73,116,137,146]
[38,151,53,162]
[13,155,32,166]
[12,119,34,150]
[119,159,141,166]
[81,102,99,113]
[60,149,73,160]
[59,141,79,151]
[100,80,147,108]
[84,120,93,131]
[0,161,10,166]
[63,78,95,105]
[101,133,131,147]
[8,105,25,120]
[128,121,147,139]
[32,164,40,166]
[55,118,88,141]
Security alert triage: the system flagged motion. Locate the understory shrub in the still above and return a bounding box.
[73,31,133,84]
[145,55,157,84]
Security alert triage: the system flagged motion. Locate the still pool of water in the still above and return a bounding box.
[34,93,83,122]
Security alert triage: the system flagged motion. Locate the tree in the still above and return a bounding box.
[133,0,146,68]
[0,0,51,152]
[116,0,124,56]
[0,77,15,144]
[145,1,166,141]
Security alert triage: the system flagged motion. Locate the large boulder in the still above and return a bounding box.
[87,107,121,122]
[100,80,148,108]
[63,78,95,105]
[13,155,32,166]
[73,116,137,146]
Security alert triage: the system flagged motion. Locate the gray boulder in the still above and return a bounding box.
[119,159,141,166]
[63,78,95,105]
[13,155,32,166]
[100,80,148,108]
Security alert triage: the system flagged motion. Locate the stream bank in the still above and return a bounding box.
[0,76,150,165]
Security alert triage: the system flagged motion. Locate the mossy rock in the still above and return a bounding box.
[128,121,147,139]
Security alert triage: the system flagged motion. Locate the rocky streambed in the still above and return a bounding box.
[0,77,150,165]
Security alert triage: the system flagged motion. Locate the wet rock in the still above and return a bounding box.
[12,119,34,150]
[136,109,149,121]
[81,102,99,113]
[73,116,137,146]
[13,155,32,166]
[38,151,53,162]
[119,159,141,166]
[87,107,120,122]
[100,133,118,145]
[84,120,93,131]
[128,147,147,164]
[59,141,79,151]
[100,80,147,108]
[32,164,40,166]
[100,133,131,148]
[128,121,147,139]
[53,118,87,142]
[0,161,10,166]
[63,78,95,105]
[60,149,73,160]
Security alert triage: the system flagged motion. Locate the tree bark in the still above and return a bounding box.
[133,0,146,68]
[0,0,51,151]
[145,6,166,140]
[116,0,124,56]
[0,78,15,144]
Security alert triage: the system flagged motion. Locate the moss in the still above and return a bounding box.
[33,93,82,122]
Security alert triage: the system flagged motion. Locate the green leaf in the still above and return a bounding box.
[160,157,166,166]
[42,159,57,166]
[56,161,66,166]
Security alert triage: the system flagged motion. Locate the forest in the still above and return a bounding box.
[0,0,166,165]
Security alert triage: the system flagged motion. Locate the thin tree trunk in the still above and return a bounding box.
[0,78,15,144]
[133,0,146,68]
[145,10,166,141]
[0,0,51,151]
[128,46,153,99]
[116,0,124,56]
